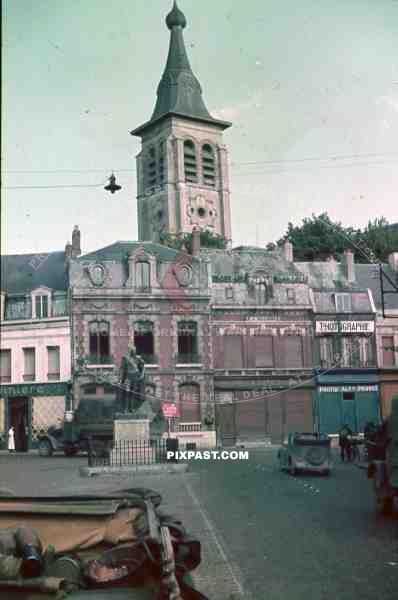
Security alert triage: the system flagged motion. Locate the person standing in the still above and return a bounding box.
[7,426,15,453]
[339,424,353,462]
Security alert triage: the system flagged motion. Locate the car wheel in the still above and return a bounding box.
[38,439,53,457]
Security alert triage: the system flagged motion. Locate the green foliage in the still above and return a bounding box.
[277,213,398,263]
[159,230,226,253]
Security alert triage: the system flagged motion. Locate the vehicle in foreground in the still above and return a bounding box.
[367,395,398,515]
[278,432,332,476]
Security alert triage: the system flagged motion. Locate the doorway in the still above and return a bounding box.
[8,397,29,452]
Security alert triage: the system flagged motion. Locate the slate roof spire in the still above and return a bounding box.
[131,1,230,136]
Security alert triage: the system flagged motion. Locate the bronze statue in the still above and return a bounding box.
[118,346,146,414]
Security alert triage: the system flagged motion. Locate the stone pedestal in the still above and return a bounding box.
[114,418,150,443]
[111,418,153,466]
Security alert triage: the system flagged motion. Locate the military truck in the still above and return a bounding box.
[37,394,119,457]
[367,395,398,515]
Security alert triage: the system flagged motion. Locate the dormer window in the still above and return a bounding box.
[135,261,150,290]
[202,144,216,187]
[31,289,51,319]
[335,293,351,313]
[35,295,48,319]
[184,140,197,183]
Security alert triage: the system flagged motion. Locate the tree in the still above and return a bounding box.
[277,213,398,263]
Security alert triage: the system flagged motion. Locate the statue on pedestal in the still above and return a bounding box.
[117,346,146,414]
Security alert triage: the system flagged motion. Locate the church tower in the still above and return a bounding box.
[131,1,232,244]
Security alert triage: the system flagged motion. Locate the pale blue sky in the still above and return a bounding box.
[2,0,397,255]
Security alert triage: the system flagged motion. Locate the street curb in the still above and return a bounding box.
[79,462,189,477]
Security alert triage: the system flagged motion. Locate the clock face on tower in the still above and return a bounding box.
[187,194,217,229]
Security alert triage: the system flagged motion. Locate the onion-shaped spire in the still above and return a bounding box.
[166,1,187,30]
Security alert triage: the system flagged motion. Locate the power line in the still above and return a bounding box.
[2,151,398,175]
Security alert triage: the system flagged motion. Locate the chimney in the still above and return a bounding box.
[65,241,72,260]
[192,227,201,256]
[343,249,355,283]
[388,252,398,272]
[284,240,293,262]
[71,225,81,257]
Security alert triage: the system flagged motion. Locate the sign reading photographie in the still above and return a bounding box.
[316,321,375,335]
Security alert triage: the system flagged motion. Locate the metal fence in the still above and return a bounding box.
[88,438,179,467]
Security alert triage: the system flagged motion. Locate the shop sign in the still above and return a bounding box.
[0,382,68,398]
[319,385,379,393]
[316,321,374,334]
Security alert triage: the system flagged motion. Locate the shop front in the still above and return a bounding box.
[315,372,380,434]
[0,382,69,450]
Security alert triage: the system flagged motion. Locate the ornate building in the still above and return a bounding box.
[131,2,232,244]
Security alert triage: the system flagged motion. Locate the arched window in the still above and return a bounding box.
[178,383,201,423]
[89,321,110,361]
[159,140,165,184]
[147,146,157,188]
[135,261,150,290]
[184,140,197,183]
[202,144,216,187]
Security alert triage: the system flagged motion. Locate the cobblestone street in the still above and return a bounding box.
[1,449,397,599]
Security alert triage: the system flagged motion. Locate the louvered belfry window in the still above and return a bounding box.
[202,144,216,187]
[184,140,197,183]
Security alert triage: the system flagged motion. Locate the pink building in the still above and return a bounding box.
[0,252,71,451]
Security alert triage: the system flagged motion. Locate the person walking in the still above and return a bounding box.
[7,426,15,453]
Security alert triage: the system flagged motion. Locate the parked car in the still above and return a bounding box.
[278,432,332,476]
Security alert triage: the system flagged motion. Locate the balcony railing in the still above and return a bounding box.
[176,422,202,433]
[175,352,201,365]
[47,372,60,381]
[23,374,35,382]
[77,354,115,366]
[140,354,159,365]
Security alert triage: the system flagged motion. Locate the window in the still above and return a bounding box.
[135,261,150,290]
[341,337,361,367]
[159,140,165,183]
[177,321,198,362]
[253,335,273,367]
[5,297,31,320]
[134,321,154,359]
[382,336,395,367]
[0,350,11,383]
[287,289,296,305]
[359,337,375,367]
[255,283,268,304]
[282,336,303,368]
[319,337,334,367]
[335,293,351,313]
[178,383,201,423]
[225,287,234,300]
[343,392,355,401]
[184,140,197,183]
[202,144,216,187]
[146,146,157,188]
[47,346,60,381]
[35,295,49,319]
[23,348,35,381]
[89,321,110,361]
[223,335,243,369]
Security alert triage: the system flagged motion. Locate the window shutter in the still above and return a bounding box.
[0,350,11,381]
[47,347,60,376]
